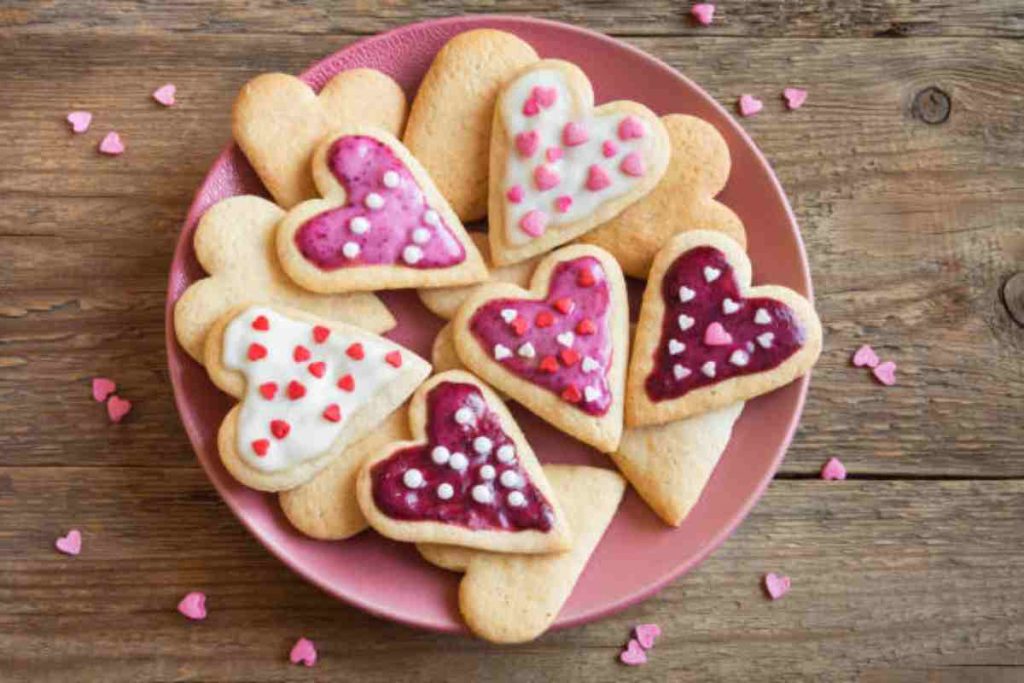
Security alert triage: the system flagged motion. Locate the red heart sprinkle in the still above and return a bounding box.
[337,374,355,392]
[553,297,574,314]
[539,356,559,373]
[312,325,330,343]
[293,345,311,362]
[536,311,554,328]
[560,348,580,366]
[385,350,403,368]
[346,343,365,360]
[251,439,270,456]
[561,384,582,403]
[270,420,290,439]
[511,317,529,336]
[577,269,595,287]
[322,404,341,422]
[258,382,277,400]
[251,315,269,331]
[576,319,596,335]
[308,361,326,378]
[287,381,306,400]
[247,343,267,361]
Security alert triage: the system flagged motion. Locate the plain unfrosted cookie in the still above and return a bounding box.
[356,370,571,554]
[233,69,407,208]
[203,304,430,492]
[404,29,539,222]
[430,324,464,374]
[279,405,410,540]
[488,59,670,266]
[418,232,541,320]
[275,126,488,293]
[418,464,626,643]
[173,195,394,363]
[453,245,629,452]
[582,114,746,278]
[626,231,822,426]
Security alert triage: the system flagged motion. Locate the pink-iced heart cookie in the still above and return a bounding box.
[852,344,880,368]
[873,361,897,386]
[627,231,822,426]
[738,95,763,118]
[453,245,630,452]
[783,87,808,110]
[66,111,92,134]
[91,377,116,402]
[289,637,317,666]
[635,623,662,649]
[275,126,487,294]
[820,457,847,480]
[356,371,571,554]
[152,83,176,107]
[487,59,670,266]
[55,529,82,556]
[106,395,132,423]
[98,131,125,155]
[203,304,430,492]
[177,591,207,620]
[763,572,791,600]
[691,3,716,26]
[619,639,648,666]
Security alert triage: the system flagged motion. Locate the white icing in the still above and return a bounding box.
[500,470,522,488]
[402,245,423,265]
[494,344,512,360]
[221,306,401,473]
[755,308,772,325]
[479,464,496,480]
[500,69,657,244]
[678,286,696,303]
[757,332,775,348]
[496,444,516,463]
[701,361,716,378]
[437,483,454,500]
[471,484,494,504]
[449,452,469,471]
[704,266,721,282]
[473,436,493,456]
[454,407,475,425]
[382,170,400,188]
[365,192,384,210]
[730,350,749,367]
[349,216,370,234]
[431,445,451,465]
[517,342,536,358]
[722,298,740,314]
[583,386,600,402]
[411,227,431,244]
[673,364,691,380]
[668,339,686,355]
[403,468,424,488]
[500,308,518,323]
[342,242,360,259]
[678,314,695,331]
[556,331,575,347]
[507,490,526,507]
[581,356,599,373]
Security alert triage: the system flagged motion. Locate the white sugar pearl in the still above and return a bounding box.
[722,298,741,314]
[431,446,451,465]
[473,436,493,456]
[402,245,423,265]
[673,364,691,380]
[507,491,526,508]
[494,344,512,361]
[454,407,474,425]
[500,470,522,488]
[678,286,696,303]
[581,356,599,373]
[757,332,775,348]
[704,266,721,282]
[382,170,400,188]
[411,227,431,244]
[556,332,575,347]
[423,209,441,226]
[668,339,686,355]
[583,386,600,403]
[342,242,360,259]
[349,216,370,234]
[365,192,385,210]
[479,465,496,480]
[730,349,750,367]
[678,314,694,331]
[517,342,536,359]
[701,361,716,378]
[496,445,516,463]
[500,308,518,323]
[403,468,424,489]
[471,484,494,504]
[755,308,772,325]
[437,482,454,500]
[449,452,469,471]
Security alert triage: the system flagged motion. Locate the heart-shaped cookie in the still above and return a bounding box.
[275,126,488,293]
[487,60,670,266]
[356,370,571,554]
[203,304,430,491]
[453,245,629,452]
[233,69,407,208]
[581,114,747,278]
[174,195,394,363]
[404,29,539,222]
[626,231,822,426]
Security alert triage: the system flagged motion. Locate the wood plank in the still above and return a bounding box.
[1,0,1022,38]
[2,472,1023,681]
[1,33,1021,476]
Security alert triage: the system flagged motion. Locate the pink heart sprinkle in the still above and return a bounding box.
[601,140,618,158]
[519,209,548,237]
[620,152,645,177]
[506,185,524,203]
[703,321,733,346]
[533,164,561,191]
[851,344,880,368]
[289,637,318,667]
[820,457,847,481]
[635,623,661,649]
[738,94,763,118]
[585,165,611,191]
[177,591,207,620]
[98,131,125,156]
[562,121,589,147]
[522,98,540,117]
[872,361,897,386]
[691,3,716,26]
[783,87,808,110]
[106,395,132,423]
[618,115,646,141]
[764,572,791,600]
[554,195,573,213]
[66,111,92,134]
[515,130,539,158]
[91,377,117,402]
[152,83,176,107]
[532,85,558,108]
[619,639,647,666]
[545,146,564,162]
[55,529,82,556]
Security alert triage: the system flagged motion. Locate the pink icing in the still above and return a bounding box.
[370,381,556,532]
[562,121,589,146]
[534,164,561,190]
[506,185,524,203]
[469,256,613,416]
[520,210,548,236]
[602,140,618,158]
[515,131,539,157]
[620,152,645,177]
[554,195,573,213]
[586,165,611,191]
[618,116,646,140]
[294,136,466,270]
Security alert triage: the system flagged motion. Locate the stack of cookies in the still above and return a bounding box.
[173,28,822,644]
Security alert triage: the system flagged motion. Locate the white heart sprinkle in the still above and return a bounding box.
[437,483,454,500]
[704,266,721,282]
[423,209,440,226]
[757,332,775,349]
[701,361,716,378]
[471,484,493,504]
[494,344,512,360]
[411,227,431,244]
[496,444,516,463]
[402,245,423,264]
[517,342,536,358]
[349,216,370,234]
[678,314,695,331]
[755,308,772,325]
[507,491,526,507]
[673,364,691,380]
[382,170,400,188]
[365,192,385,210]
[556,332,575,347]
[431,446,450,465]
[729,349,749,367]
[722,298,741,314]
[668,339,686,355]
[342,242,360,258]
[581,357,599,373]
[500,470,522,488]
[583,386,600,402]
[678,286,696,303]
[500,309,518,323]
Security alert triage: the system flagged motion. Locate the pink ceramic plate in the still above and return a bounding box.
[166,16,811,633]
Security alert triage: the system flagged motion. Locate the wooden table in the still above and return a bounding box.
[2,2,1022,680]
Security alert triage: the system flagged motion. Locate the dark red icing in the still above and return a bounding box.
[645,246,806,401]
[370,381,555,532]
[294,135,466,270]
[468,256,613,416]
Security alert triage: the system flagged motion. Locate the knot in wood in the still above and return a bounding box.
[1002,272,1024,328]
[912,87,951,125]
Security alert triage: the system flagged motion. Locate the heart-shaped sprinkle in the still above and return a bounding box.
[852,344,880,368]
[601,140,618,157]
[308,361,326,378]
[289,637,317,667]
[553,298,574,314]
[635,623,662,649]
[534,164,561,191]
[270,419,291,439]
[556,331,575,347]
[506,185,524,203]
[337,374,355,392]
[703,266,721,282]
[872,361,897,386]
[532,85,558,108]
[620,152,645,177]
[500,309,518,323]
[678,314,695,331]
[554,195,573,213]
[98,131,125,156]
[248,343,267,361]
[562,121,589,146]
[704,322,733,346]
[520,209,548,237]
[259,382,278,400]
[312,325,330,343]
[55,529,82,556]
[691,3,716,25]
[673,364,691,380]
[618,116,646,140]
[546,147,564,162]
[152,83,177,107]
[619,639,648,666]
[783,87,808,110]
[346,343,364,360]
[385,350,403,368]
[738,95,763,118]
[668,339,686,355]
[679,286,696,302]
[252,439,270,456]
[722,298,741,314]
[91,377,116,402]
[252,315,270,331]
[287,381,306,400]
[515,130,539,157]
[177,591,207,620]
[322,404,341,422]
[763,572,791,600]
[66,111,92,134]
[494,344,512,360]
[536,311,554,328]
[586,165,611,191]
[581,357,599,373]
[820,457,847,480]
[106,395,132,423]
